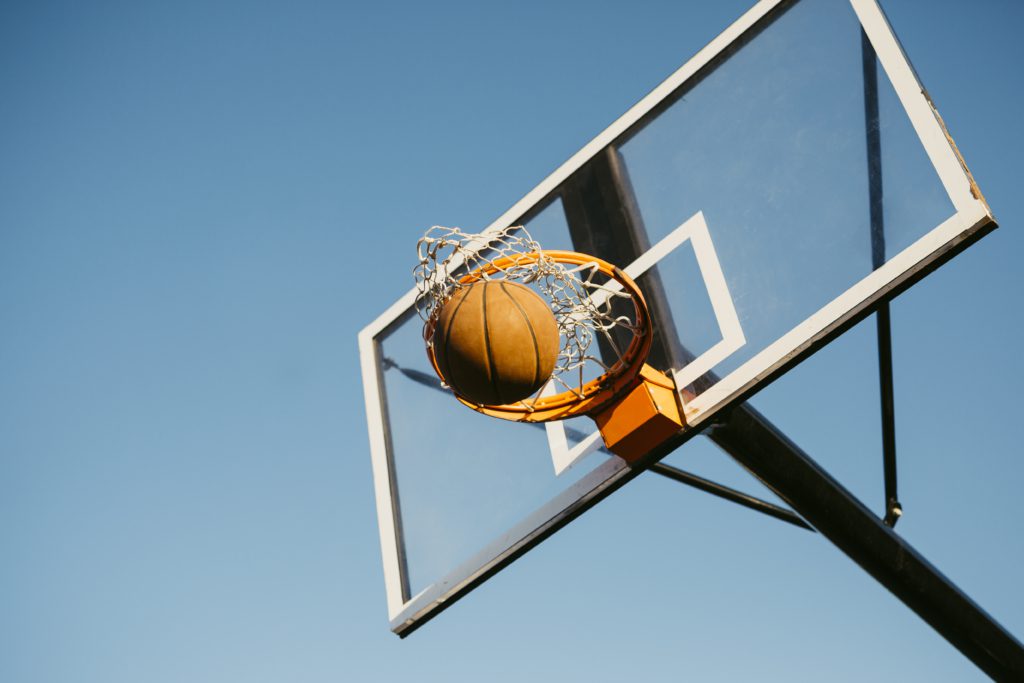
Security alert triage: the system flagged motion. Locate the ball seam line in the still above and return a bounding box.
[482,281,502,405]
[440,287,469,395]
[499,281,542,391]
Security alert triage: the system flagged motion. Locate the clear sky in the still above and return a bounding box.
[2,1,1021,681]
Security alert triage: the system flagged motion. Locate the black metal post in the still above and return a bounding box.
[649,462,812,531]
[861,28,902,527]
[706,404,1024,680]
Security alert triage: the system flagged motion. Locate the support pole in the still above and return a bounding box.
[861,27,902,527]
[649,462,812,531]
[706,404,1024,680]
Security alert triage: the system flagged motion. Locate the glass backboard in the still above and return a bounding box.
[359,0,994,635]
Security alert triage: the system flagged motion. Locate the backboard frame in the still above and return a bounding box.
[359,0,995,636]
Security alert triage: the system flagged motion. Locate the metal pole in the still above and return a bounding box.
[706,404,1024,680]
[649,462,812,531]
[861,27,902,527]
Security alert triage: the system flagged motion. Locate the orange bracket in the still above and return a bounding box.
[592,364,685,464]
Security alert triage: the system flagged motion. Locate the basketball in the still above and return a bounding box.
[432,280,560,405]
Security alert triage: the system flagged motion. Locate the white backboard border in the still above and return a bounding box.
[359,0,995,635]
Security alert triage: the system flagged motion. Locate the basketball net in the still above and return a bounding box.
[414,225,642,400]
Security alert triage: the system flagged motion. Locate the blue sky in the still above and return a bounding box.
[2,1,1021,681]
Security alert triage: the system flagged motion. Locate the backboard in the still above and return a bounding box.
[359,0,994,635]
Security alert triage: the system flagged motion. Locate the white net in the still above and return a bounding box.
[414,225,642,402]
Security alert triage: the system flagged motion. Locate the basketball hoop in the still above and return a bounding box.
[415,226,685,461]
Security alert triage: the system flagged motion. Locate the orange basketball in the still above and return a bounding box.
[432,281,560,405]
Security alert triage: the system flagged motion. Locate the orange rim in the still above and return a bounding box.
[423,250,652,423]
